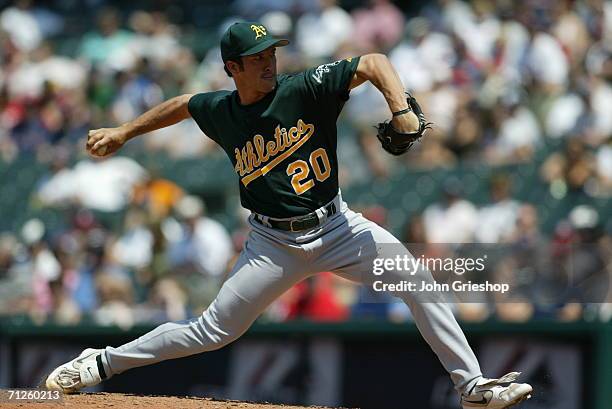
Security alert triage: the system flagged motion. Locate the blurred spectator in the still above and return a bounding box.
[423,178,478,243]
[595,140,612,193]
[0,86,19,161]
[475,174,521,243]
[261,11,293,39]
[110,59,164,125]
[486,92,541,164]
[509,204,543,245]
[9,99,50,154]
[94,271,135,329]
[447,100,483,159]
[564,205,608,303]
[551,0,591,69]
[406,134,458,169]
[494,8,530,85]
[127,11,184,71]
[21,219,60,315]
[111,208,154,270]
[267,273,352,322]
[234,0,317,18]
[524,24,570,90]
[49,276,81,325]
[36,156,148,211]
[78,7,135,72]
[492,204,546,322]
[389,17,454,92]
[7,42,86,100]
[453,0,501,65]
[164,195,233,278]
[67,217,105,315]
[131,176,185,220]
[0,232,30,314]
[540,138,595,195]
[541,205,609,321]
[133,277,189,323]
[0,233,17,277]
[352,0,405,53]
[426,81,459,137]
[402,214,428,243]
[543,84,587,139]
[588,75,612,140]
[295,0,353,62]
[0,0,42,52]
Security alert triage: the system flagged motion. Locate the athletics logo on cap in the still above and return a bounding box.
[250,25,267,40]
[220,21,290,63]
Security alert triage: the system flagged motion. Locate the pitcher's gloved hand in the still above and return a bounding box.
[375,93,433,156]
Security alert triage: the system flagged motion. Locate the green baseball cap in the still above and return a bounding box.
[220,21,290,62]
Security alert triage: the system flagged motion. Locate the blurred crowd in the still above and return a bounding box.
[0,0,611,326]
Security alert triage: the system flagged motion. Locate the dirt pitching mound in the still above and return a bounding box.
[0,392,341,409]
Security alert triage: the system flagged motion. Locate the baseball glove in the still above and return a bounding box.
[375,93,432,156]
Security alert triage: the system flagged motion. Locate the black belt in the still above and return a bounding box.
[254,202,337,232]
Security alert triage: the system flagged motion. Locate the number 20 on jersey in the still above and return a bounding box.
[286,148,331,195]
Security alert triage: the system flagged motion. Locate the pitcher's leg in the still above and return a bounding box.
[322,209,482,392]
[396,280,482,391]
[103,238,309,377]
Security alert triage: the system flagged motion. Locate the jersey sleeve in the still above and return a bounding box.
[188,92,221,145]
[302,56,361,103]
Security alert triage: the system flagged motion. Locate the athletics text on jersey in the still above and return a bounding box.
[188,57,360,218]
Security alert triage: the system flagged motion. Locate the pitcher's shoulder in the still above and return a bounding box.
[275,72,310,96]
[189,90,235,112]
[276,72,303,85]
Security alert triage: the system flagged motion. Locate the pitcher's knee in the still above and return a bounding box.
[197,308,249,350]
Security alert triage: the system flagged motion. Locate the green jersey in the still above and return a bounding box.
[188,56,360,218]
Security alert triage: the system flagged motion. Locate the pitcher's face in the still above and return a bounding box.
[236,47,278,93]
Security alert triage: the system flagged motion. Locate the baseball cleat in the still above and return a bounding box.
[461,372,533,409]
[45,348,105,393]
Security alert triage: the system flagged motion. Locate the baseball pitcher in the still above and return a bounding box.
[45,22,532,409]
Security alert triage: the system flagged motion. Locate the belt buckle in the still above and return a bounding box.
[290,214,317,232]
[289,219,302,232]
